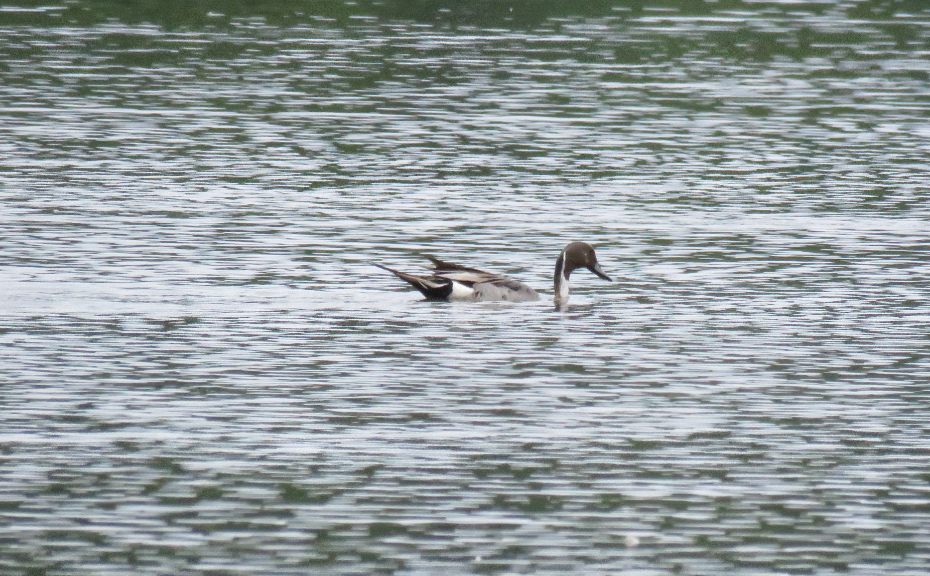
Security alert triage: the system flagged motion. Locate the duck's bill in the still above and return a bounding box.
[590,263,612,281]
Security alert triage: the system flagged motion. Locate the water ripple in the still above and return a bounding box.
[2,4,930,575]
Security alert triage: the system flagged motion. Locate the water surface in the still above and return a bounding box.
[2,1,930,574]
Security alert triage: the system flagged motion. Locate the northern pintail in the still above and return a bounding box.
[375,241,611,303]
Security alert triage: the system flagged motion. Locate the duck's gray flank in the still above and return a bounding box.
[375,242,611,303]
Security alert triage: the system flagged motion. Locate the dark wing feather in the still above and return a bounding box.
[425,256,490,276]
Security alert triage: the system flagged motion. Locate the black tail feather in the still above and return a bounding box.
[373,263,454,300]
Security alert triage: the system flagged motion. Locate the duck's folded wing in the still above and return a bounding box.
[424,256,501,286]
[435,269,501,286]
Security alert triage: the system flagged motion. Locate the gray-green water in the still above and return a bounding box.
[2,1,930,574]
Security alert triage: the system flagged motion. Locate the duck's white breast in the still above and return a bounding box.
[557,277,570,301]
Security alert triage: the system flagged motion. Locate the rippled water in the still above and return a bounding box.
[2,1,930,574]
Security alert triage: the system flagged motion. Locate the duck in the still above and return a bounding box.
[374,241,611,303]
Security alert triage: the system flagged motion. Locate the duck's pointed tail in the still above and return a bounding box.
[373,263,454,300]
